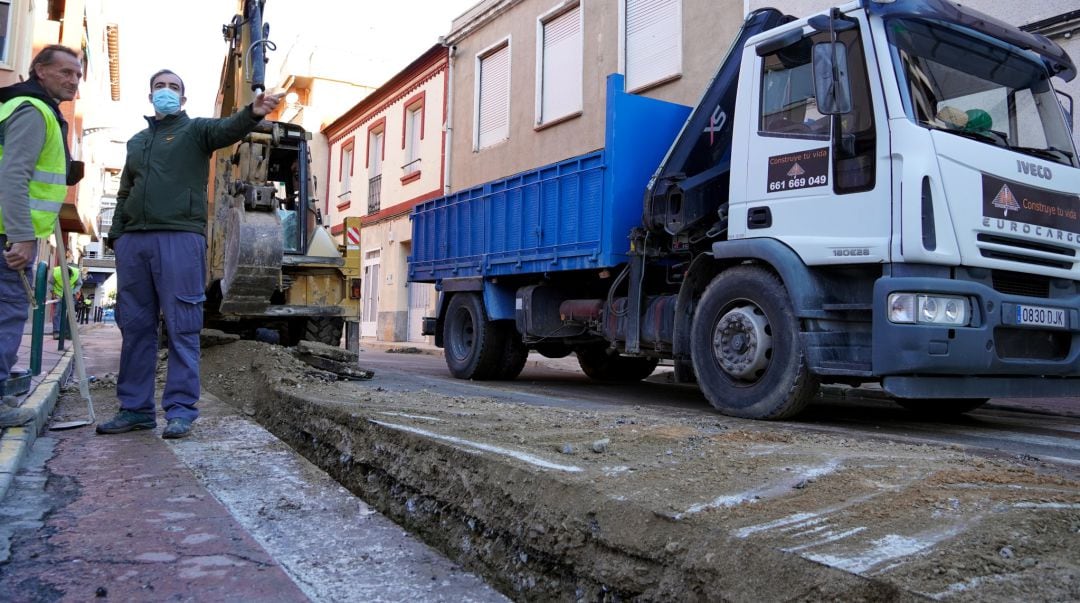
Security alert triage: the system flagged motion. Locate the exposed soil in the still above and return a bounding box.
[201,340,1080,602]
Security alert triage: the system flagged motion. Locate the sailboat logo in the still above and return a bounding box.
[786,163,806,177]
[992,184,1021,216]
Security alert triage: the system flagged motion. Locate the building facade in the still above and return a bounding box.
[442,0,745,191]
[323,45,448,342]
[2,0,114,323]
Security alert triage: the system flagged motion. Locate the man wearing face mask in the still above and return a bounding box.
[100,69,282,439]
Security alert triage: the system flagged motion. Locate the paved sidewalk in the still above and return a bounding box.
[0,323,504,601]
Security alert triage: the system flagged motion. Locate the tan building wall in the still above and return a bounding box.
[323,46,447,342]
[443,0,744,192]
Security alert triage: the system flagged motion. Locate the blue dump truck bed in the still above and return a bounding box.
[409,75,691,283]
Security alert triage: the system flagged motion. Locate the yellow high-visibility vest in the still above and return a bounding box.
[0,96,68,238]
[52,265,79,297]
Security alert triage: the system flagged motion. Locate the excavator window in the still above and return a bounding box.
[267,146,303,252]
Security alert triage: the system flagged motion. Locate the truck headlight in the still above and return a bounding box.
[888,293,971,326]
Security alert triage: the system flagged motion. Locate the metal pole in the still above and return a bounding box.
[30,260,47,376]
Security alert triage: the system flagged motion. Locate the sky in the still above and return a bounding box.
[104,0,477,136]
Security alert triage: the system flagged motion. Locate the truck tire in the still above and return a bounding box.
[495,324,529,380]
[690,266,818,419]
[444,293,502,380]
[304,317,344,346]
[895,398,988,417]
[576,346,659,382]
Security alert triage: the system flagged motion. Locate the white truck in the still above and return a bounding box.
[410,0,1080,419]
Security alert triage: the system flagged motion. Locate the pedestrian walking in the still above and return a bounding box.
[0,44,83,427]
[98,69,282,439]
[81,295,92,324]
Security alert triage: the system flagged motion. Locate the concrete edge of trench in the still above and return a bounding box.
[234,359,927,602]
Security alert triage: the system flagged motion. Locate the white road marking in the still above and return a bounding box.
[370,420,583,473]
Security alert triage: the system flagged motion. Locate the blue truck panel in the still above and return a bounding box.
[409,75,692,284]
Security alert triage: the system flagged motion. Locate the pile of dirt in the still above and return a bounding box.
[201,340,1080,602]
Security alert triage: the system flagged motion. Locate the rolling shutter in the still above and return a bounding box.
[478,44,511,148]
[540,5,582,123]
[625,0,681,91]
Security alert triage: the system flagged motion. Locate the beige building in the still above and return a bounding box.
[443,0,1079,190]
[442,0,744,191]
[2,0,114,319]
[323,45,448,342]
[2,0,103,241]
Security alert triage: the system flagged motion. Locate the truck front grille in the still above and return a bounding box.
[977,234,1077,271]
[990,270,1050,298]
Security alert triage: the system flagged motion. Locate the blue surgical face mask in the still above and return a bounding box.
[152,88,181,115]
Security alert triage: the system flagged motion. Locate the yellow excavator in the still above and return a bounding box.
[207,0,361,349]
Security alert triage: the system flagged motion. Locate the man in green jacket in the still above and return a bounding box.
[99,69,282,439]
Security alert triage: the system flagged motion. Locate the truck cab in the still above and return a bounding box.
[693,0,1079,414]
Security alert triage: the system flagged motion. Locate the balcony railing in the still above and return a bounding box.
[402,158,421,177]
[368,174,382,214]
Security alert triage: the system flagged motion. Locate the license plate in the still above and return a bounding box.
[1015,304,1068,329]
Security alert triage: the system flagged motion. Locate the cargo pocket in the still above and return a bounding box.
[0,269,26,305]
[171,292,206,336]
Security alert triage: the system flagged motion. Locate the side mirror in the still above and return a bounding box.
[813,42,852,115]
[1056,89,1074,132]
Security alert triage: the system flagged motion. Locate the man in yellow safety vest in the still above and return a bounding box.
[0,45,83,427]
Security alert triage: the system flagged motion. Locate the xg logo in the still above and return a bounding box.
[703,105,727,146]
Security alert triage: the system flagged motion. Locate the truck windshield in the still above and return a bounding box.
[886,18,1078,168]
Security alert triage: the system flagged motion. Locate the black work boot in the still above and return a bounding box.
[162,418,193,439]
[96,410,156,434]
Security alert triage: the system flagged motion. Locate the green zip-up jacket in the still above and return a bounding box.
[108,105,261,240]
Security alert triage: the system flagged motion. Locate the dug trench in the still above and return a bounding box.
[200,340,1080,602]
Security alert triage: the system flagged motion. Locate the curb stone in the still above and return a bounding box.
[0,352,72,502]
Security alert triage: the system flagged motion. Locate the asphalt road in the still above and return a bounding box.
[355,348,1080,470]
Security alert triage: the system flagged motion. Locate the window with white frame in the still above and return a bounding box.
[368,129,384,178]
[0,0,11,65]
[536,4,582,126]
[476,40,511,149]
[403,102,423,177]
[338,143,354,202]
[622,0,682,91]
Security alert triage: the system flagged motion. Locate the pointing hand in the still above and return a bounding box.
[253,92,285,117]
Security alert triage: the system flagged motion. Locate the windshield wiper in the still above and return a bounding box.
[1012,145,1075,165]
[938,127,1007,147]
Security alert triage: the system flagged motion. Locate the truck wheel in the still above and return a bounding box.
[495,324,529,380]
[895,398,988,417]
[443,293,502,380]
[690,266,818,419]
[576,346,659,382]
[304,317,344,346]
